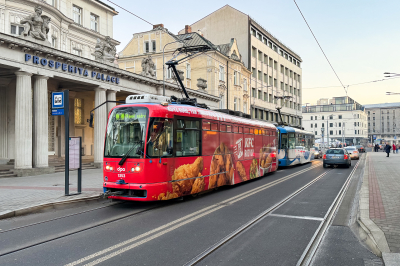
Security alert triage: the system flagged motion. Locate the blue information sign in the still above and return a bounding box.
[373,135,376,140]
[52,92,64,109]
[52,109,64,116]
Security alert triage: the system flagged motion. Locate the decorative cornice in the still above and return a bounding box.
[0,32,220,103]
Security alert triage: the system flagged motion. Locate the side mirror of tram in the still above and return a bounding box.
[89,112,94,128]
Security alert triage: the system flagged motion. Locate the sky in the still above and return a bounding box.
[108,0,400,105]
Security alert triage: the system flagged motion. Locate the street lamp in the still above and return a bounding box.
[162,36,193,96]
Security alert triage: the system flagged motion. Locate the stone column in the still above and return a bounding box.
[94,87,107,167]
[14,71,33,169]
[106,90,117,114]
[33,75,49,168]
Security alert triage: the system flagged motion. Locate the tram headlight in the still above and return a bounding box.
[109,166,113,171]
[135,166,141,172]
[105,165,110,170]
[131,167,135,172]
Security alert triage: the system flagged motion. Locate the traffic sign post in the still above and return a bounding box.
[51,90,81,196]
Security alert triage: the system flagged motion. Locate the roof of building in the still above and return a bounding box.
[95,0,116,12]
[363,102,400,109]
[173,32,217,53]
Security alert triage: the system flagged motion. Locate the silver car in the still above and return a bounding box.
[344,146,359,160]
[323,148,351,168]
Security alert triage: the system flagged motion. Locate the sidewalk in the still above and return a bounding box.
[359,151,400,265]
[0,169,103,218]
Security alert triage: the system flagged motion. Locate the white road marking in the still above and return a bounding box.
[268,213,324,221]
[65,163,322,266]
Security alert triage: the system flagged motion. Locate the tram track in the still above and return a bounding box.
[183,160,360,266]
[0,162,322,262]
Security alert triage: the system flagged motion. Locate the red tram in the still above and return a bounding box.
[103,95,278,201]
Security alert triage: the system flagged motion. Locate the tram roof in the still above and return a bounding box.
[277,126,314,135]
[111,102,277,129]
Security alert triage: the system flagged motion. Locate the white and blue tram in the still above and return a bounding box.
[277,126,316,167]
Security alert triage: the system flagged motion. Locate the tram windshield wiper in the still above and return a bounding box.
[118,141,143,166]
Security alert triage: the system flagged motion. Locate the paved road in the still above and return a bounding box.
[0,159,376,266]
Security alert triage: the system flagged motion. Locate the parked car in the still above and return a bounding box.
[344,146,359,160]
[313,147,322,159]
[323,148,351,168]
[356,145,365,153]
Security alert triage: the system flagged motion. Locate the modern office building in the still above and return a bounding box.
[363,102,400,145]
[302,97,368,146]
[0,1,218,176]
[178,5,303,126]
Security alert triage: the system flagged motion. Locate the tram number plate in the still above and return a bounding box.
[118,174,125,178]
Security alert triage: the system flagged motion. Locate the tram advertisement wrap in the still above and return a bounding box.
[154,136,277,201]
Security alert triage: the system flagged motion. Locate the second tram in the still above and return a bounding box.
[277,126,315,166]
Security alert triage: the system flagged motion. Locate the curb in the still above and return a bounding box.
[357,152,390,256]
[0,194,103,220]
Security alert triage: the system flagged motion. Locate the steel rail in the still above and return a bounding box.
[184,168,332,266]
[296,159,360,266]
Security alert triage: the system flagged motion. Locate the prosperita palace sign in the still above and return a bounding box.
[25,54,120,84]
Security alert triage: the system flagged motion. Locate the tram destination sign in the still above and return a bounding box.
[24,54,120,84]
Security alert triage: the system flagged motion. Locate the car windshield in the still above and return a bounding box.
[356,145,362,148]
[104,107,148,158]
[345,147,356,151]
[326,149,344,154]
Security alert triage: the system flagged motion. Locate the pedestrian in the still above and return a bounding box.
[393,143,397,154]
[375,143,379,152]
[339,143,342,148]
[384,143,391,157]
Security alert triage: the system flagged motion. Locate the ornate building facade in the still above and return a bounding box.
[118,25,251,114]
[0,1,219,176]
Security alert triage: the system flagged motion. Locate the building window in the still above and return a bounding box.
[166,68,172,79]
[330,130,333,135]
[243,102,247,114]
[52,0,56,7]
[186,64,191,79]
[252,68,256,78]
[74,98,83,124]
[220,66,225,81]
[252,88,256,98]
[152,40,156,52]
[330,123,333,127]
[264,73,267,83]
[243,78,247,91]
[11,25,24,35]
[258,51,262,61]
[311,124,313,128]
[264,92,267,101]
[269,94,272,103]
[72,49,81,56]
[258,90,261,99]
[90,13,99,31]
[274,61,277,70]
[258,71,262,80]
[219,95,225,109]
[234,71,238,85]
[73,5,82,25]
[252,47,256,58]
[274,78,277,88]
[315,123,317,128]
[311,116,313,121]
[234,97,238,111]
[51,37,57,48]
[264,54,268,63]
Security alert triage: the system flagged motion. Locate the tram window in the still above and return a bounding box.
[233,126,238,133]
[254,129,258,135]
[238,127,243,133]
[211,123,218,131]
[288,133,296,149]
[244,127,249,133]
[175,119,200,157]
[220,124,227,132]
[147,118,174,158]
[250,128,254,134]
[227,125,232,132]
[202,121,211,130]
[281,133,288,149]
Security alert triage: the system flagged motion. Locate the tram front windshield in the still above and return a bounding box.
[104,107,148,158]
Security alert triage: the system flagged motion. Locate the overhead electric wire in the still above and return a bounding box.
[303,76,400,90]
[293,0,346,91]
[106,0,153,26]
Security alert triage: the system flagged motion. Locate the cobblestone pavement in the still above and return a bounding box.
[367,152,400,253]
[0,169,103,214]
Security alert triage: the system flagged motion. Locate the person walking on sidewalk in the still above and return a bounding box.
[393,143,397,154]
[384,143,391,157]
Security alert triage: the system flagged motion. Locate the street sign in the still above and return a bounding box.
[373,135,376,140]
[395,136,397,140]
[51,92,64,109]
[51,109,64,116]
[51,92,64,116]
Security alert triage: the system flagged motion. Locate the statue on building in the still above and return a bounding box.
[197,78,207,90]
[92,36,117,64]
[21,6,51,44]
[140,55,156,78]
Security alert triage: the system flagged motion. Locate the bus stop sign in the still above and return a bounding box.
[51,92,64,116]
